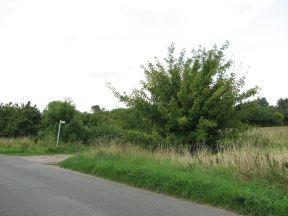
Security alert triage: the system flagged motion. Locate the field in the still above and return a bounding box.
[1,127,288,215]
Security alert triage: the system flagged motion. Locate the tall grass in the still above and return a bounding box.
[0,137,88,155]
[128,127,287,187]
[78,131,288,189]
[190,127,288,187]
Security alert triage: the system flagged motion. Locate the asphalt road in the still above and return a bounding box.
[0,155,238,216]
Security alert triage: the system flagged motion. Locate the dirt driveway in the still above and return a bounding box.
[19,155,71,164]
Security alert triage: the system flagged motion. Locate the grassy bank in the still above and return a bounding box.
[0,137,89,155]
[60,127,288,216]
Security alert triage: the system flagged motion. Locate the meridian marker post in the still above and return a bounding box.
[56,120,65,147]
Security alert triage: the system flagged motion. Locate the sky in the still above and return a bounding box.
[0,0,287,112]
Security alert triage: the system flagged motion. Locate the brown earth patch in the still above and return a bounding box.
[19,155,71,164]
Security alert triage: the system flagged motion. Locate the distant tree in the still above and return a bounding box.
[240,97,284,126]
[17,102,42,136]
[42,99,76,128]
[276,98,288,125]
[42,99,83,142]
[0,102,41,137]
[109,42,258,151]
[256,97,269,107]
[91,105,102,113]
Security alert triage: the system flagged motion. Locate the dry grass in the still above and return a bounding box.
[85,127,288,187]
[0,137,54,147]
[0,137,35,146]
[1,127,287,186]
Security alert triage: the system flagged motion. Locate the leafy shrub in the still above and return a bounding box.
[0,102,41,137]
[109,42,258,151]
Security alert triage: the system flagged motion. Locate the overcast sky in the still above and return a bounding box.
[0,0,287,112]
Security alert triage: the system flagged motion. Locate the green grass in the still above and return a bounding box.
[59,149,288,216]
[0,137,89,155]
[0,144,88,155]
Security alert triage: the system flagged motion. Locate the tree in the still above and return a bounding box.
[0,102,41,137]
[256,97,269,107]
[240,97,284,126]
[109,42,258,151]
[91,105,102,113]
[17,102,42,136]
[42,99,82,142]
[277,98,288,125]
[43,99,76,128]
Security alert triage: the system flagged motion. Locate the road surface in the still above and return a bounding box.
[0,155,238,216]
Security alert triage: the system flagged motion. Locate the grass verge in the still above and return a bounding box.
[0,137,89,155]
[59,145,288,216]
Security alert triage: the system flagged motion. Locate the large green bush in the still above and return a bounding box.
[109,43,258,151]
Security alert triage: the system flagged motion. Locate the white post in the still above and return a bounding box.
[56,120,65,147]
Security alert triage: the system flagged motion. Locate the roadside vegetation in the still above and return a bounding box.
[60,127,288,216]
[1,43,288,215]
[0,137,88,155]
